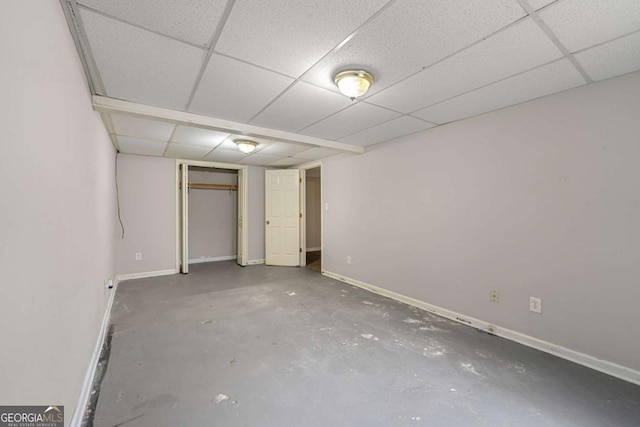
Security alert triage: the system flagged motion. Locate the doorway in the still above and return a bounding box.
[263,163,322,270]
[304,167,321,272]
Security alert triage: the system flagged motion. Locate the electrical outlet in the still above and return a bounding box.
[347,255,352,265]
[530,296,542,313]
[490,289,499,303]
[135,252,142,261]
[325,202,329,211]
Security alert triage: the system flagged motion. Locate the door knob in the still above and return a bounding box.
[266,220,270,225]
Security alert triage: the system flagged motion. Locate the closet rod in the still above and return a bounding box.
[186,182,237,190]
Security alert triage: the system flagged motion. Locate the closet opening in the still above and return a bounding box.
[176,160,248,274]
[188,167,238,266]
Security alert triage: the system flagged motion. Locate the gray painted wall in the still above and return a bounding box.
[116,155,176,275]
[306,176,321,249]
[0,2,117,422]
[323,71,640,372]
[188,169,237,261]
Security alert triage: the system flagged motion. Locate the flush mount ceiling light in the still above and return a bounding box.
[235,140,258,154]
[334,69,374,100]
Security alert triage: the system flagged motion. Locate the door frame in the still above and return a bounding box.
[174,159,249,272]
[180,163,189,273]
[296,161,322,268]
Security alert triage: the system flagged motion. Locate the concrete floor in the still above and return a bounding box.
[89,261,640,426]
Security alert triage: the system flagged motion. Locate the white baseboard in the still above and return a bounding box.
[70,277,119,427]
[116,268,177,282]
[189,255,236,264]
[306,247,321,252]
[247,259,265,265]
[322,270,640,387]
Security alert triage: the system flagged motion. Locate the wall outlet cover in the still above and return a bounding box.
[530,296,542,313]
[490,289,500,303]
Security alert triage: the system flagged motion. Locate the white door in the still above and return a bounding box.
[237,168,246,266]
[265,169,300,266]
[180,163,189,274]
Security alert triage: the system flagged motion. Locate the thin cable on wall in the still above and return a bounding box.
[115,151,125,239]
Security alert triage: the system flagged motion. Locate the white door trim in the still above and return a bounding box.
[237,168,248,266]
[174,159,248,273]
[180,163,189,273]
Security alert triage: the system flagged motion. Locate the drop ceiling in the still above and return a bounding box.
[63,0,640,166]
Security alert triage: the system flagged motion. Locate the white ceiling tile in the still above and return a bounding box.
[171,125,230,147]
[74,0,639,145]
[267,158,306,167]
[340,116,436,146]
[526,0,556,10]
[413,59,585,124]
[117,136,167,156]
[575,31,640,81]
[251,141,275,153]
[216,0,389,77]
[216,138,245,152]
[164,143,212,159]
[257,142,311,157]
[110,113,175,141]
[77,0,227,46]
[203,150,248,163]
[539,0,640,52]
[80,9,204,110]
[238,153,282,166]
[367,19,563,113]
[294,147,341,160]
[189,54,294,122]
[301,102,400,139]
[301,0,526,95]
[251,82,353,131]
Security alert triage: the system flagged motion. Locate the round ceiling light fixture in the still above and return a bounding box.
[334,69,374,100]
[235,139,258,154]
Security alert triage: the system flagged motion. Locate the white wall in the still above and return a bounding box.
[306,176,321,249]
[0,2,116,423]
[116,155,176,275]
[323,71,640,373]
[188,169,237,262]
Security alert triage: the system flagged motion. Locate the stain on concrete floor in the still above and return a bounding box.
[88,261,640,426]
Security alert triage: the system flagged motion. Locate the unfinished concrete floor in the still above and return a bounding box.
[90,261,640,426]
